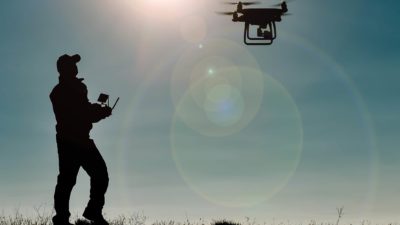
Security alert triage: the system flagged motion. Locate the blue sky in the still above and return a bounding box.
[0,0,399,223]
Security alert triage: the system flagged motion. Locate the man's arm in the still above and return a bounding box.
[89,103,112,123]
[78,82,112,123]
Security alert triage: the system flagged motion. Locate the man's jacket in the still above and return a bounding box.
[50,76,109,140]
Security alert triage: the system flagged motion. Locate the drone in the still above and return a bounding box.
[217,1,290,45]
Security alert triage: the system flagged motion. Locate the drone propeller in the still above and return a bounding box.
[242,2,261,5]
[216,11,236,15]
[223,1,260,5]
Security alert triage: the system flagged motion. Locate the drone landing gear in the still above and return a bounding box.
[244,22,277,45]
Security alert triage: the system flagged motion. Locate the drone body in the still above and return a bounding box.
[218,1,289,45]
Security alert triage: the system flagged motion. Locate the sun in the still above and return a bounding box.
[138,0,188,18]
[132,0,207,21]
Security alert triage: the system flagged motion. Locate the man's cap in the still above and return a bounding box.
[57,54,81,73]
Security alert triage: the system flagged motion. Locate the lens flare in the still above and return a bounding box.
[171,72,303,207]
[171,39,260,108]
[171,39,263,137]
[174,67,263,137]
[204,84,244,127]
[170,39,302,207]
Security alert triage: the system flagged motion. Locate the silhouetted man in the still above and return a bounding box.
[50,54,112,225]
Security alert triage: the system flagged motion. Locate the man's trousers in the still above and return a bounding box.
[53,136,109,219]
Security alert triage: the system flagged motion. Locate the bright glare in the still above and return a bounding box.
[120,0,208,45]
[133,0,202,21]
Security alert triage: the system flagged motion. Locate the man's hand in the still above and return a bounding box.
[90,104,112,122]
[103,106,112,117]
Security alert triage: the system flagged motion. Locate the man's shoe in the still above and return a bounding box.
[52,216,73,225]
[82,209,109,225]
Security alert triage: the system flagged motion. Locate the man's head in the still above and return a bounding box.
[57,54,81,78]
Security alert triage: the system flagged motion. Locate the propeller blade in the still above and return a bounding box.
[223,1,260,5]
[216,11,236,15]
[223,2,239,4]
[242,1,260,5]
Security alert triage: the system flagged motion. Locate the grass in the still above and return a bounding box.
[0,208,397,225]
[0,214,255,225]
[0,206,247,225]
[0,212,242,225]
[0,210,278,225]
[0,209,273,225]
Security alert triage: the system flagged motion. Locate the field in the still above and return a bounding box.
[0,207,389,225]
[0,211,242,225]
